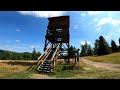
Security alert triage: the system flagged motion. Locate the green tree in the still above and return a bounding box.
[119,38,120,51]
[80,45,86,56]
[97,36,111,55]
[18,55,23,60]
[37,52,41,59]
[0,53,2,60]
[94,39,99,55]
[68,45,76,58]
[2,55,8,60]
[80,41,93,56]
[111,40,118,53]
[12,55,18,60]
[23,54,27,60]
[6,51,13,60]
[32,48,37,60]
[87,45,94,56]
[27,54,31,60]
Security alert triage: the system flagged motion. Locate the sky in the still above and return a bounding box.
[0,11,120,53]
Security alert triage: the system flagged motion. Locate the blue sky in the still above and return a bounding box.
[0,11,120,53]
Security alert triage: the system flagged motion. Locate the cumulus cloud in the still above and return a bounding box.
[16,40,20,42]
[29,45,34,49]
[87,11,103,15]
[18,11,67,18]
[105,26,120,41]
[16,29,21,32]
[29,44,41,49]
[81,13,86,16]
[7,41,11,43]
[80,41,91,45]
[97,18,120,27]
[74,25,79,29]
[96,27,101,31]
[93,18,98,22]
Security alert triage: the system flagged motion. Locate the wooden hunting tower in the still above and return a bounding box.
[44,16,70,61]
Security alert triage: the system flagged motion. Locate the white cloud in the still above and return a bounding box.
[96,18,120,27]
[74,25,79,29]
[7,41,11,43]
[81,13,86,16]
[96,26,101,31]
[80,41,91,45]
[29,45,34,49]
[93,18,98,22]
[18,11,67,18]
[105,26,120,41]
[87,11,103,15]
[29,44,41,49]
[16,40,20,42]
[16,29,21,32]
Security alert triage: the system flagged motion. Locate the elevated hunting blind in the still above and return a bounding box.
[44,16,70,60]
[37,16,70,73]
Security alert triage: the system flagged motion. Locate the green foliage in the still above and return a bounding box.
[37,52,41,58]
[2,55,8,60]
[87,45,94,56]
[68,45,76,58]
[0,49,40,60]
[80,41,93,56]
[32,48,37,60]
[80,41,88,56]
[17,56,23,60]
[118,38,120,52]
[97,36,111,55]
[6,51,13,60]
[0,53,2,59]
[111,40,119,53]
[12,55,18,60]
[94,39,99,55]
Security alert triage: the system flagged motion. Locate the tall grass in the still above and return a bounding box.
[0,60,37,79]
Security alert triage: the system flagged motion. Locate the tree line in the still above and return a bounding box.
[80,36,120,56]
[0,48,41,60]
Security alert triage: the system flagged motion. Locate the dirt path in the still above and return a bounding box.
[81,57,120,72]
[30,74,55,79]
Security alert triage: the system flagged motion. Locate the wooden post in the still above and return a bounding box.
[77,49,80,67]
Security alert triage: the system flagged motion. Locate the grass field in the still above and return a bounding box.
[1,58,120,79]
[0,60,37,79]
[84,52,120,64]
[48,61,120,79]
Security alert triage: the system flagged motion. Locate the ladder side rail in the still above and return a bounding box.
[51,43,60,61]
[38,43,52,60]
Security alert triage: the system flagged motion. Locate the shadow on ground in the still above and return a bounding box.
[3,61,37,66]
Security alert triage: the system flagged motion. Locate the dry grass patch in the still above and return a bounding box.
[84,52,120,64]
[0,60,37,79]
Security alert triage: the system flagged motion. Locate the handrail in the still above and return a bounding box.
[51,43,60,61]
[40,47,51,61]
[41,50,52,65]
[37,48,52,66]
[37,43,52,60]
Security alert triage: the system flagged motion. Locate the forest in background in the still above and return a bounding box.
[0,48,41,60]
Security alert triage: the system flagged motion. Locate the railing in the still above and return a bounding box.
[37,44,52,66]
[51,43,60,67]
[37,43,61,69]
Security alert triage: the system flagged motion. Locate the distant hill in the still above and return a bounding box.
[0,49,32,60]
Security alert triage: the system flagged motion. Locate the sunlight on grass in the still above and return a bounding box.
[0,60,37,79]
[84,52,120,64]
[49,60,120,79]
